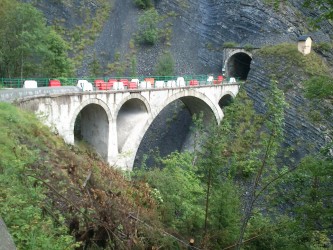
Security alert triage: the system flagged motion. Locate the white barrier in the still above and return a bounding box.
[155,81,164,88]
[139,81,152,89]
[77,80,93,91]
[23,80,37,88]
[177,77,186,87]
[165,80,176,88]
[229,77,236,83]
[113,82,124,90]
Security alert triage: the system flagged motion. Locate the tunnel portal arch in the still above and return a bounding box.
[224,50,252,81]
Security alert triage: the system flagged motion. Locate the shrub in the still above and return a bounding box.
[137,8,160,45]
[134,0,153,9]
[223,41,238,48]
[155,52,174,76]
[304,75,333,100]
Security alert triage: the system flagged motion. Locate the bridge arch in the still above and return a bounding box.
[162,90,223,125]
[225,50,252,80]
[219,91,236,109]
[115,94,151,153]
[70,98,112,160]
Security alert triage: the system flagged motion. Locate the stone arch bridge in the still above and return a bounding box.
[15,84,239,170]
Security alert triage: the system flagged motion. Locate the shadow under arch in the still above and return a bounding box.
[70,98,112,160]
[226,52,252,80]
[219,91,236,109]
[134,90,224,169]
[162,90,223,125]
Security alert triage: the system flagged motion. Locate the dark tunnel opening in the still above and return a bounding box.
[219,94,234,109]
[227,53,252,80]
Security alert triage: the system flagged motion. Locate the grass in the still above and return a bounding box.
[0,102,165,249]
[258,43,330,77]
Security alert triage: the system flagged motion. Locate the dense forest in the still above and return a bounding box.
[1,0,333,249]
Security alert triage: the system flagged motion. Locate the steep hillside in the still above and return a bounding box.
[0,102,171,249]
[246,43,333,162]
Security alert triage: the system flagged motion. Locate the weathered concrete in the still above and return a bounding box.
[0,218,16,250]
[0,86,81,103]
[17,84,239,170]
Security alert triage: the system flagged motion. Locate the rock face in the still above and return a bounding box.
[245,50,333,161]
[23,0,333,75]
[0,218,16,250]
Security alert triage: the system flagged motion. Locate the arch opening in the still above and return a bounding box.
[227,52,252,80]
[134,96,217,169]
[219,94,234,109]
[117,98,148,153]
[74,103,109,160]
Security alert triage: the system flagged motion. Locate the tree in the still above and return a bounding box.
[235,81,287,249]
[88,52,102,77]
[44,29,73,77]
[137,8,160,45]
[135,151,205,236]
[0,2,72,78]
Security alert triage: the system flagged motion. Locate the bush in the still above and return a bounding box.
[155,52,174,76]
[304,75,333,100]
[137,9,160,45]
[134,0,153,9]
[223,41,238,48]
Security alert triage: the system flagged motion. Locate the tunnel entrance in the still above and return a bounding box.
[117,98,148,153]
[74,104,109,160]
[227,52,252,80]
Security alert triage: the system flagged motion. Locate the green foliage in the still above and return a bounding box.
[137,8,160,45]
[304,75,333,100]
[304,0,333,21]
[223,41,238,48]
[154,52,174,76]
[0,103,77,249]
[133,0,153,9]
[89,52,102,76]
[258,43,330,77]
[44,29,73,77]
[313,42,333,52]
[243,43,255,51]
[276,155,333,249]
[0,1,73,78]
[135,151,205,235]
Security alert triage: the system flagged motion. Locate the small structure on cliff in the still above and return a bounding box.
[298,35,313,55]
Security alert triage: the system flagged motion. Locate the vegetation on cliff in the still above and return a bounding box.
[0,102,178,249]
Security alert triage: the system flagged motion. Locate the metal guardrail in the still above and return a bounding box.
[0,75,240,89]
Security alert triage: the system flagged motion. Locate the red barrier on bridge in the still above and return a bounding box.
[189,80,199,86]
[120,79,129,87]
[128,81,138,89]
[145,78,155,87]
[49,79,61,87]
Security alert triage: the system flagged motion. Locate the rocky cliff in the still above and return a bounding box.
[22,0,333,75]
